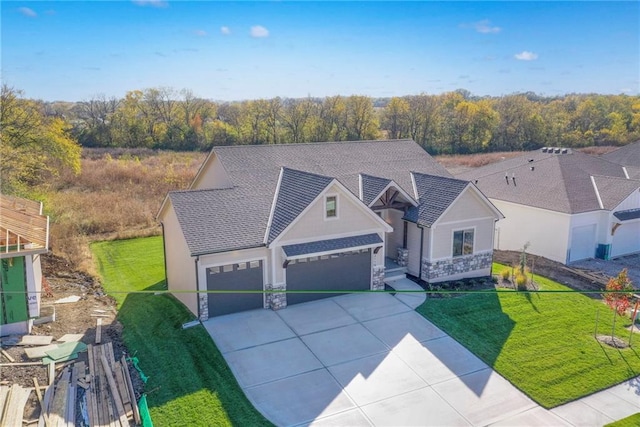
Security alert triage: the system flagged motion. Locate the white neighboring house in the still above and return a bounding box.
[158,139,503,321]
[0,194,49,336]
[457,147,640,264]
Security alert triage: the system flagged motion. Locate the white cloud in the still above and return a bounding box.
[132,0,168,8]
[473,19,501,34]
[515,51,538,61]
[195,30,207,37]
[250,25,269,38]
[220,26,231,35]
[460,19,500,34]
[18,7,37,17]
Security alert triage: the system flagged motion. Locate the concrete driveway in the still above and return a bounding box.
[202,278,577,426]
[203,278,640,426]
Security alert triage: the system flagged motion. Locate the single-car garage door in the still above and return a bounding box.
[207,260,264,317]
[286,249,371,305]
[569,224,596,262]
[611,221,640,258]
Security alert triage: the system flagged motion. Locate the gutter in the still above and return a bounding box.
[418,225,425,280]
[195,256,201,320]
[160,222,169,290]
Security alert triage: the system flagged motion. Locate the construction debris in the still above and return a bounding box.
[54,295,82,304]
[18,336,54,346]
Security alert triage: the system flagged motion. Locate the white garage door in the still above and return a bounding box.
[611,221,640,258]
[569,224,596,262]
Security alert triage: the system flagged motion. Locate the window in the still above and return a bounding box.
[325,195,337,218]
[453,229,474,257]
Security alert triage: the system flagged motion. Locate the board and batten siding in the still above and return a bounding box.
[276,183,388,267]
[162,201,198,316]
[492,199,571,264]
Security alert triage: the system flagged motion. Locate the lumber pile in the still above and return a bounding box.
[34,342,140,427]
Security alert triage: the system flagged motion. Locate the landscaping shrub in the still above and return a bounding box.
[501,269,511,281]
[515,274,528,290]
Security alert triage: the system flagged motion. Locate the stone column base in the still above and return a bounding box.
[198,293,209,321]
[266,283,287,310]
[372,265,385,291]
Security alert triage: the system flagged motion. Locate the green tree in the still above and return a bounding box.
[0,85,81,194]
[381,97,409,139]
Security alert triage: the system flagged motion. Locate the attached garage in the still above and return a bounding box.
[569,224,596,262]
[286,249,372,305]
[611,219,640,258]
[206,260,264,317]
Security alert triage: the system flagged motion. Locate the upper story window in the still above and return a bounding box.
[325,195,337,219]
[453,229,474,257]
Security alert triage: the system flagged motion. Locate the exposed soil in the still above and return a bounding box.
[0,253,141,423]
[494,250,608,297]
[597,334,629,349]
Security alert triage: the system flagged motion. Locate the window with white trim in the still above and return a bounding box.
[325,195,337,218]
[453,229,474,257]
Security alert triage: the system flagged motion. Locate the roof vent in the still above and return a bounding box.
[561,148,568,154]
[528,159,534,162]
[541,147,548,153]
[554,147,561,154]
[505,174,509,185]
[530,166,535,171]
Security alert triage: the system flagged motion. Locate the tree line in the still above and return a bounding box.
[42,88,640,154]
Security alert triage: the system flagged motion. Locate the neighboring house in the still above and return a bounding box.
[0,194,49,336]
[603,140,640,179]
[457,147,640,264]
[158,139,503,320]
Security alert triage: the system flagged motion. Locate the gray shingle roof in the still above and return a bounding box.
[614,208,640,221]
[361,174,392,206]
[456,150,630,214]
[592,176,640,210]
[169,140,454,255]
[603,140,640,167]
[282,233,383,257]
[168,187,267,255]
[404,173,469,227]
[267,168,334,244]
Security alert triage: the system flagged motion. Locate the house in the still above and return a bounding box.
[603,140,640,179]
[457,147,640,264]
[0,194,49,336]
[158,139,503,320]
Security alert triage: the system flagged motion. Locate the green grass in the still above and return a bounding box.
[417,263,640,408]
[605,413,640,427]
[91,236,272,427]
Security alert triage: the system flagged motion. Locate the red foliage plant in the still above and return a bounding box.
[604,269,634,316]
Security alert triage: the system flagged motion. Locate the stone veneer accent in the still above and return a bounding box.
[421,251,493,281]
[198,292,209,321]
[266,283,287,311]
[397,248,409,267]
[372,265,385,291]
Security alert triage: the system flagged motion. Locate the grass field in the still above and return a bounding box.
[91,236,272,427]
[606,413,640,427]
[417,263,640,408]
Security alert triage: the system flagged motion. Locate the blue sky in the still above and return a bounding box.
[2,1,638,101]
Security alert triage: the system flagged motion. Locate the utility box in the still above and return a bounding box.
[595,243,611,260]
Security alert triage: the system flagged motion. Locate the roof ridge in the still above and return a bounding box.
[281,166,334,180]
[212,139,414,150]
[411,171,469,184]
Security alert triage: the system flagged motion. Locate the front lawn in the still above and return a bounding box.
[91,236,272,426]
[417,263,640,408]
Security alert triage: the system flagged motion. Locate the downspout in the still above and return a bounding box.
[418,225,425,280]
[160,222,169,289]
[195,256,201,320]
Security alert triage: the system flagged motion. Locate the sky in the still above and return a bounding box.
[2,1,639,102]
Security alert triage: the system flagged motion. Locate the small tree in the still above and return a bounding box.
[519,242,530,276]
[603,269,634,341]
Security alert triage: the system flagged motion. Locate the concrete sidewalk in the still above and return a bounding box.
[203,279,640,426]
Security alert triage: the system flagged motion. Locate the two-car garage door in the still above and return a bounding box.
[286,249,372,305]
